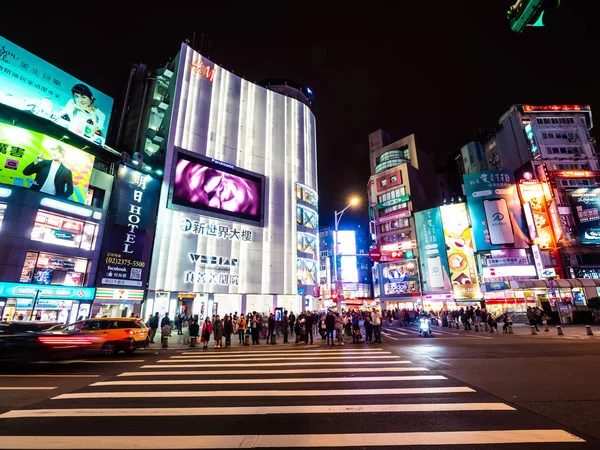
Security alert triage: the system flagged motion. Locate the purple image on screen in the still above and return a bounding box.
[174,158,261,217]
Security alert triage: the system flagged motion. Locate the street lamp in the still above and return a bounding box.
[333,197,359,315]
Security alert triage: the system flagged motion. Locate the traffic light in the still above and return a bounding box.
[389,250,414,260]
[507,0,561,33]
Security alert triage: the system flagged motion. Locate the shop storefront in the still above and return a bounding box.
[93,288,145,318]
[0,282,95,322]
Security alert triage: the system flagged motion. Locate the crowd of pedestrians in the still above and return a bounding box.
[145,308,386,349]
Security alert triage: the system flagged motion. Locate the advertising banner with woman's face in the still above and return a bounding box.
[0,36,113,146]
[0,122,95,204]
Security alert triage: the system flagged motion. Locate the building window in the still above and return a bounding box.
[0,203,6,232]
[31,210,98,250]
[377,187,406,204]
[390,175,397,183]
[20,251,88,286]
[297,206,317,229]
[297,233,317,255]
[380,179,387,187]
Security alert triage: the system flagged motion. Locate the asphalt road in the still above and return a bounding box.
[0,324,598,449]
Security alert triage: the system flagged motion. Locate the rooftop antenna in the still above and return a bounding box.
[200,33,204,54]
[192,31,196,50]
[208,40,211,59]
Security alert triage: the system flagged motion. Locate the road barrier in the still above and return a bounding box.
[530,326,537,335]
[557,326,564,336]
[586,325,594,336]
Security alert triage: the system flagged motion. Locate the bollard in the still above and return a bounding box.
[508,324,513,334]
[244,334,250,345]
[456,322,460,329]
[586,325,594,336]
[484,322,488,332]
[271,334,277,344]
[530,326,537,335]
[557,326,564,336]
[161,335,169,348]
[474,323,479,332]
[189,336,197,347]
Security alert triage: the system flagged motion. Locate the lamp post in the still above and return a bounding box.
[333,198,359,315]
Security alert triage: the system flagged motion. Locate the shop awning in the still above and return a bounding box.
[509,278,600,289]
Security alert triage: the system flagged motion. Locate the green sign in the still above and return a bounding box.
[376,194,410,210]
[0,282,95,300]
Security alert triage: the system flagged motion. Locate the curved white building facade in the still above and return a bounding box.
[145,44,318,318]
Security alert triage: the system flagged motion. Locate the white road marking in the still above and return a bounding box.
[0,387,57,390]
[0,375,100,378]
[120,367,429,377]
[0,402,513,419]
[35,359,144,364]
[147,360,413,368]
[179,349,385,355]
[167,355,400,361]
[380,332,399,341]
[0,430,583,448]
[91,375,446,386]
[52,386,475,400]
[177,351,392,357]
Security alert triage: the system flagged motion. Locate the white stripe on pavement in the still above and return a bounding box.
[92,375,446,386]
[119,367,429,377]
[0,430,583,448]
[179,349,385,355]
[147,360,413,368]
[380,332,399,341]
[177,351,392,357]
[0,402,513,419]
[53,386,475,400]
[35,359,144,364]
[0,375,100,378]
[167,355,401,361]
[0,387,57,391]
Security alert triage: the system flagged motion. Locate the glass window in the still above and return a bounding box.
[0,203,6,232]
[390,175,397,183]
[20,251,88,286]
[31,210,98,250]
[380,179,387,187]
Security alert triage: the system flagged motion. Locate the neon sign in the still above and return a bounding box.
[189,59,216,82]
[523,105,590,112]
[548,170,600,179]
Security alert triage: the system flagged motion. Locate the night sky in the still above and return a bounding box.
[2,2,597,228]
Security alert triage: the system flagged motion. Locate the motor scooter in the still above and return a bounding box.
[419,318,432,337]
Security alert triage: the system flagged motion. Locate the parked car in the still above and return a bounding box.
[0,321,92,363]
[50,318,149,355]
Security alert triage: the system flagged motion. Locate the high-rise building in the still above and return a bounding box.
[319,226,373,310]
[367,131,437,310]
[484,104,598,278]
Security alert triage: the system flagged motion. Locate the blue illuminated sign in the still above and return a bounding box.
[0,282,95,301]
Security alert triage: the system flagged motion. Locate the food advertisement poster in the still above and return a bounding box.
[439,203,481,299]
[0,122,94,204]
[463,171,529,251]
[518,182,555,249]
[414,208,452,292]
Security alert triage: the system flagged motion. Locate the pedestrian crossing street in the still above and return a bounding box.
[0,347,589,449]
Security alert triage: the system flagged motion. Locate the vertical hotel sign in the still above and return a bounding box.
[96,165,159,288]
[415,208,452,293]
[439,204,481,299]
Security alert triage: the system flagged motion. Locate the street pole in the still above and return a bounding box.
[29,289,41,321]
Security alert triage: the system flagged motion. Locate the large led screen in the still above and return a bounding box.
[171,151,264,224]
[0,36,113,146]
[337,230,358,283]
[0,122,94,204]
[567,188,600,244]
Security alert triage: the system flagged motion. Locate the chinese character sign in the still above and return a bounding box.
[414,208,451,292]
[439,203,481,300]
[0,36,114,146]
[0,122,94,204]
[463,170,529,251]
[567,189,600,244]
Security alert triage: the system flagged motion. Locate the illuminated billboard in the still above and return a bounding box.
[0,122,94,204]
[170,151,264,225]
[464,171,529,251]
[567,189,600,244]
[0,36,113,146]
[414,208,452,292]
[439,203,481,299]
[148,44,318,295]
[518,182,555,249]
[337,230,358,283]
